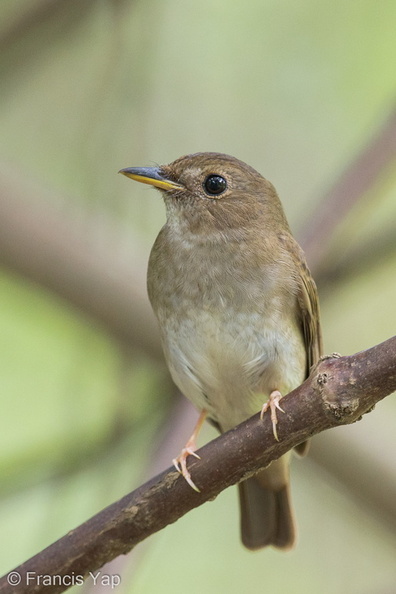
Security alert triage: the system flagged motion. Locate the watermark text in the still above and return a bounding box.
[7,570,121,589]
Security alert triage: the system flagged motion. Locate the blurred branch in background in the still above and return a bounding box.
[0,0,96,57]
[1,2,395,592]
[0,162,161,362]
[299,103,396,276]
[2,103,396,361]
[314,225,396,289]
[309,415,396,536]
[0,102,396,540]
[1,336,395,594]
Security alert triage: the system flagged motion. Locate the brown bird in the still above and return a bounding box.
[120,152,322,550]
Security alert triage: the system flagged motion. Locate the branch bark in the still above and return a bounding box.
[1,336,395,594]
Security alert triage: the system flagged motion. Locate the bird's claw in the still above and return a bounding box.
[260,390,285,441]
[172,447,201,492]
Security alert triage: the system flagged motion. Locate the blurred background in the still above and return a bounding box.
[1,1,396,592]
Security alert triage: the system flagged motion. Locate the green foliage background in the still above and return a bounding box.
[0,1,395,592]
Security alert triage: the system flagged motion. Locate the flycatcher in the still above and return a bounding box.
[120,152,322,550]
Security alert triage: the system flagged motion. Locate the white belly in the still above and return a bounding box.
[159,306,306,432]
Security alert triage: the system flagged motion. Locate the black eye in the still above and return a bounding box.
[204,174,227,196]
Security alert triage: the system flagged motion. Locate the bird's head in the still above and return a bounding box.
[120,152,288,234]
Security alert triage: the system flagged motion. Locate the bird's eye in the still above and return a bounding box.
[203,174,227,196]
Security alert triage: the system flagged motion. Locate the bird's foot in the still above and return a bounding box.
[172,409,207,492]
[173,445,201,492]
[260,390,285,441]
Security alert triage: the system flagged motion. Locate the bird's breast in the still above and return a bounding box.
[147,229,306,430]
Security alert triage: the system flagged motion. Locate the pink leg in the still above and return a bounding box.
[173,409,207,492]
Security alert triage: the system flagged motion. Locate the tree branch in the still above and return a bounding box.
[299,103,396,273]
[0,165,162,361]
[1,104,395,362]
[0,0,97,58]
[309,416,396,532]
[313,224,396,288]
[1,336,395,594]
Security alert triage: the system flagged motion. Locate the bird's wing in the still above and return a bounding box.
[283,236,323,456]
[296,251,323,373]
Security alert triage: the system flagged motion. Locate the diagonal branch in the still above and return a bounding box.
[0,0,97,57]
[0,166,162,361]
[0,335,395,594]
[299,103,396,273]
[1,102,395,362]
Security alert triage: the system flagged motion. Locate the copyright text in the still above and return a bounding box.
[7,570,121,589]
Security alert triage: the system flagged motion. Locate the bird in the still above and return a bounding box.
[119,152,322,550]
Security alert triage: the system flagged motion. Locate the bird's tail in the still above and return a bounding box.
[238,470,296,550]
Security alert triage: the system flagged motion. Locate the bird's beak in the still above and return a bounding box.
[118,166,183,191]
